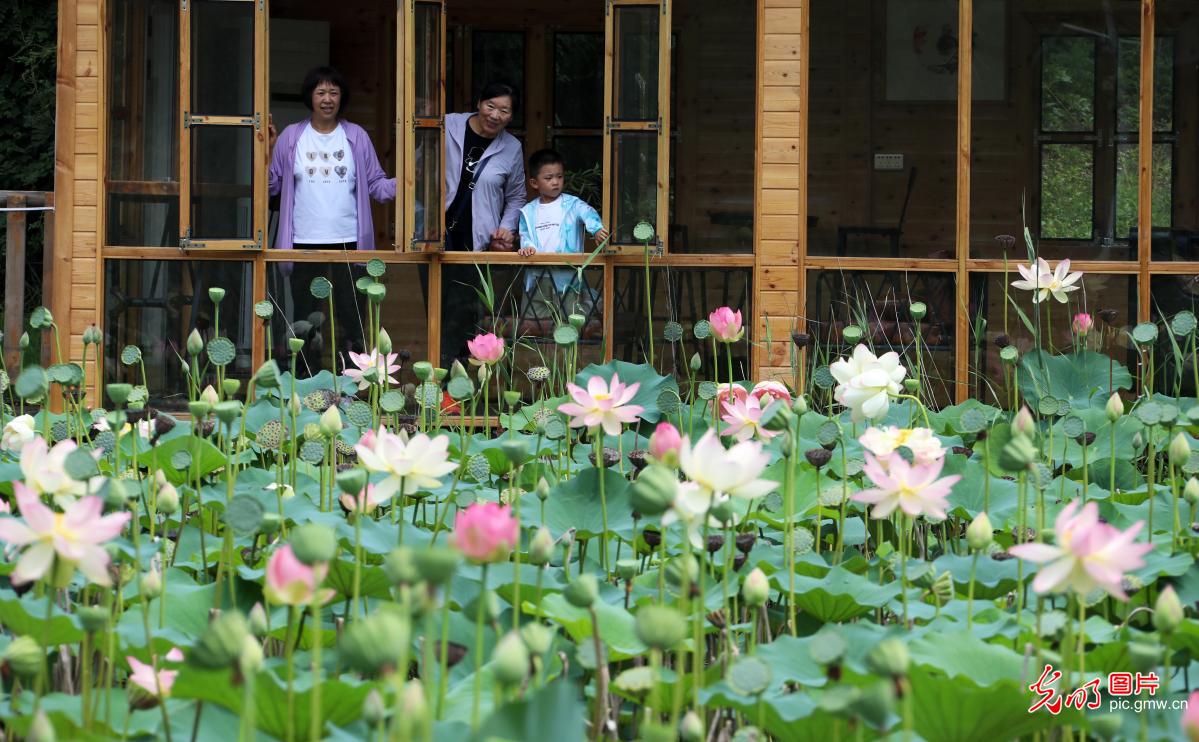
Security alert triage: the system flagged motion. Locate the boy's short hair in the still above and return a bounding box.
[528,149,565,178]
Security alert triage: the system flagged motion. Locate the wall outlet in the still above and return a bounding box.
[874,153,904,171]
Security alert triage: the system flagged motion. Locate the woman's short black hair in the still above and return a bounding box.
[476,81,520,113]
[301,66,350,112]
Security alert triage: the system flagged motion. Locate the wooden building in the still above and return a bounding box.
[39,0,1197,407]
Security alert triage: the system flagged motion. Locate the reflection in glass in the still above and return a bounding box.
[968,272,1134,408]
[1116,143,1172,240]
[554,136,603,211]
[107,0,178,246]
[1151,275,1199,395]
[472,31,524,128]
[191,126,255,240]
[414,128,441,244]
[614,267,751,381]
[266,262,427,384]
[1041,37,1095,132]
[612,132,658,244]
[439,265,604,397]
[415,2,441,118]
[553,33,603,128]
[104,260,253,408]
[807,270,955,409]
[1040,144,1093,240]
[1117,36,1173,132]
[614,6,659,121]
[192,0,254,116]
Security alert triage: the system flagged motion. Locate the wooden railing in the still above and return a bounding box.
[1,190,55,371]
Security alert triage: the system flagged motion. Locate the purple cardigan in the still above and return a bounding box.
[444,112,527,251]
[268,119,396,249]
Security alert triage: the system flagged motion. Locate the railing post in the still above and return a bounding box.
[41,199,55,368]
[3,194,27,373]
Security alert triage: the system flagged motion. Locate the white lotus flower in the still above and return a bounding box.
[661,481,730,550]
[1010,257,1082,304]
[678,430,777,501]
[858,426,945,467]
[1,415,36,453]
[354,428,458,502]
[19,438,101,507]
[829,344,907,422]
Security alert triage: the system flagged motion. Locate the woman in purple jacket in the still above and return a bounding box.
[267,67,396,249]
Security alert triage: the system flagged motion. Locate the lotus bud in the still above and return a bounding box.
[413,361,433,381]
[1133,431,1144,450]
[181,360,190,376]
[450,360,467,379]
[208,287,225,305]
[629,464,678,516]
[340,611,409,676]
[200,385,219,407]
[909,302,927,321]
[500,439,530,467]
[222,378,240,399]
[3,635,43,680]
[140,565,163,599]
[564,574,598,608]
[866,638,910,678]
[1012,407,1035,437]
[491,631,530,686]
[213,400,241,426]
[28,710,54,742]
[189,612,250,669]
[1170,433,1191,468]
[999,434,1038,471]
[288,337,305,354]
[931,570,954,604]
[476,364,490,384]
[377,329,393,355]
[792,395,809,415]
[77,605,109,633]
[1153,585,1184,634]
[966,512,993,551]
[248,602,269,637]
[384,547,420,586]
[529,527,554,566]
[362,688,386,725]
[290,523,337,566]
[319,405,343,437]
[536,477,551,502]
[520,622,554,656]
[635,605,687,650]
[104,479,132,508]
[260,512,283,536]
[239,635,264,676]
[665,553,699,588]
[1186,477,1199,506]
[742,567,769,608]
[680,711,704,742]
[401,680,428,725]
[290,393,302,416]
[83,325,103,346]
[336,468,368,497]
[1106,393,1124,422]
[412,547,461,586]
[689,352,702,373]
[187,329,204,357]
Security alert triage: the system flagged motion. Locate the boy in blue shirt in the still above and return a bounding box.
[518,149,608,320]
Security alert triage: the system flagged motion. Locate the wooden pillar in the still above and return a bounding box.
[955,0,973,403]
[52,0,78,388]
[1137,0,1155,324]
[3,195,27,372]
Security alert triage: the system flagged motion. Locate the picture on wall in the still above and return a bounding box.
[885,0,1006,101]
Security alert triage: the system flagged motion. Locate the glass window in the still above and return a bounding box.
[266,262,428,385]
[1040,143,1095,241]
[472,31,525,129]
[415,2,442,118]
[553,33,603,129]
[613,266,752,382]
[106,0,178,247]
[414,128,441,244]
[554,136,603,211]
[1151,274,1199,396]
[611,132,659,244]
[807,270,956,409]
[104,260,253,409]
[614,7,660,122]
[190,126,255,241]
[1041,37,1095,133]
[191,0,255,117]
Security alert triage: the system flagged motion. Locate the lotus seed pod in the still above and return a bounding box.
[288,337,305,354]
[742,567,769,608]
[966,512,994,552]
[665,553,700,588]
[568,313,586,329]
[3,635,44,680]
[189,612,250,669]
[106,383,133,407]
[340,611,410,676]
[260,511,283,536]
[1170,433,1192,468]
[903,378,919,393]
[77,605,109,633]
[520,622,554,656]
[336,467,367,496]
[248,602,269,637]
[503,390,522,408]
[290,523,337,565]
[635,605,687,650]
[413,546,461,586]
[679,711,704,742]
[500,439,530,467]
[222,378,240,399]
[433,367,448,382]
[384,547,420,586]
[491,631,530,686]
[615,559,639,581]
[866,638,910,678]
[413,361,433,381]
[208,287,226,305]
[564,574,598,608]
[629,464,679,516]
[529,527,554,566]
[526,365,550,383]
[909,302,927,321]
[1106,392,1124,422]
[213,400,242,426]
[1153,585,1184,634]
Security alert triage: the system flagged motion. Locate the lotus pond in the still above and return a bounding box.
[0,257,1198,741]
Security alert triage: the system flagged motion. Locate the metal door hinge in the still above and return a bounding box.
[183,111,190,129]
[181,0,188,10]
[254,229,263,249]
[254,112,261,132]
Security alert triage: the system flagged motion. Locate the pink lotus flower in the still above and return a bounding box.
[0,482,130,586]
[721,395,779,442]
[263,544,335,606]
[558,373,644,436]
[1072,312,1093,337]
[712,383,749,419]
[453,502,519,563]
[1182,690,1199,742]
[852,453,960,521]
[750,380,791,407]
[709,307,745,343]
[20,438,101,505]
[344,349,401,391]
[127,655,179,698]
[648,422,682,463]
[1008,500,1152,600]
[339,484,382,514]
[467,332,505,366]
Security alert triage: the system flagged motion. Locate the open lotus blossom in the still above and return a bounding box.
[263,544,335,606]
[453,502,520,563]
[1183,690,1199,742]
[858,426,945,467]
[661,481,730,550]
[829,344,907,422]
[355,428,457,501]
[1072,312,1093,337]
[339,484,383,514]
[467,332,505,366]
[709,307,745,343]
[1011,257,1082,304]
[0,482,131,586]
[558,373,644,436]
[1008,500,1152,600]
[679,430,777,501]
[19,437,102,506]
[648,422,682,463]
[852,452,959,521]
[344,348,401,390]
[1,414,36,453]
[721,395,780,442]
[750,380,791,407]
[127,655,179,698]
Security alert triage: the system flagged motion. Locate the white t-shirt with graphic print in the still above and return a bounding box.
[533,197,565,253]
[293,122,357,244]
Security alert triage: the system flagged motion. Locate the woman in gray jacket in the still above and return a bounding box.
[443,82,527,251]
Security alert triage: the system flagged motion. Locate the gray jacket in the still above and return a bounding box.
[444,112,527,251]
